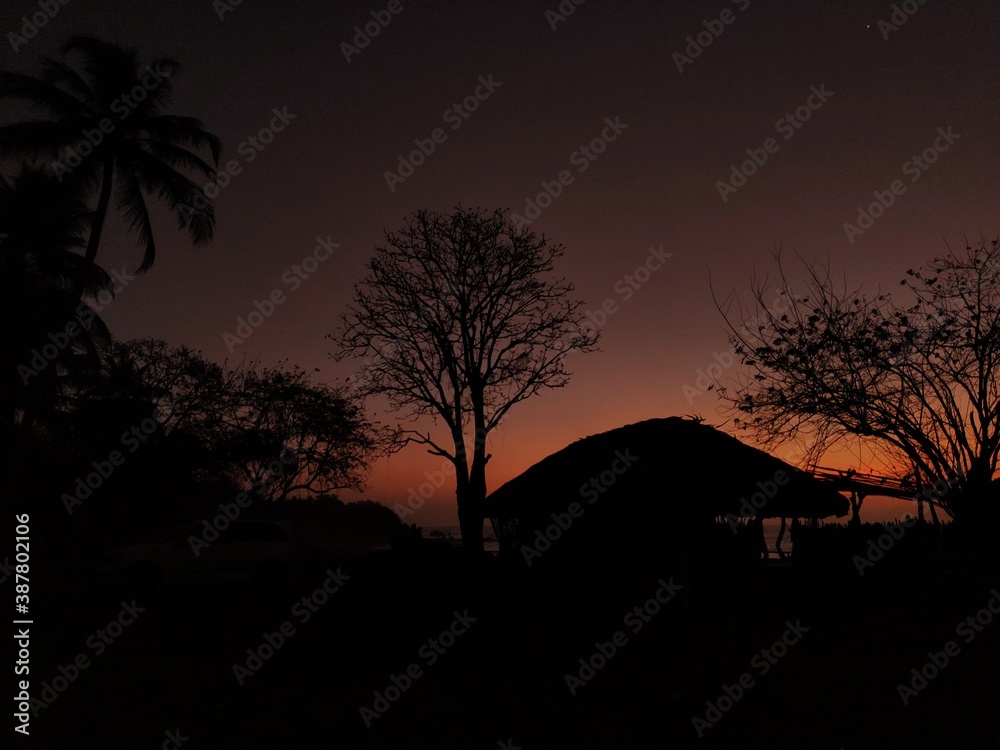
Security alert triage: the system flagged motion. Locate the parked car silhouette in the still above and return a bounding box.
[96,520,306,591]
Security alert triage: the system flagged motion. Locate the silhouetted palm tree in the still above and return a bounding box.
[0,36,220,273]
[2,166,111,394]
[1,166,112,482]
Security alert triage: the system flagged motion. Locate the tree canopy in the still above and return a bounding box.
[99,339,390,501]
[719,236,1000,524]
[0,36,220,272]
[332,206,599,549]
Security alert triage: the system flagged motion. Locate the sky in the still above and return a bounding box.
[4,0,998,525]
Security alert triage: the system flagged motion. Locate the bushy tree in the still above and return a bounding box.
[81,339,390,501]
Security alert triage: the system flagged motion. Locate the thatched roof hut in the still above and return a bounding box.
[485,417,848,564]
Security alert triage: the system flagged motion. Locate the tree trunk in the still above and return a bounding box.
[447,422,480,551]
[85,157,115,268]
[459,452,487,552]
[69,157,115,312]
[457,386,489,553]
[953,470,997,529]
[456,466,484,552]
[457,492,484,552]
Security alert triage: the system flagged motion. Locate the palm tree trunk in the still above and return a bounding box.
[85,158,115,266]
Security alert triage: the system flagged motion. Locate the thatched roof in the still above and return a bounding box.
[485,417,848,554]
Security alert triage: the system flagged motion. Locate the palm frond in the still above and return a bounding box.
[37,57,96,110]
[137,138,217,180]
[0,71,85,117]
[131,56,179,118]
[131,149,215,246]
[0,119,101,168]
[115,171,155,271]
[143,115,221,164]
[61,37,138,104]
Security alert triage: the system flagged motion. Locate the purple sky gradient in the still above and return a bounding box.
[5,0,997,524]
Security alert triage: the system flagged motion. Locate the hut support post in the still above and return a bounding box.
[775,516,788,559]
[848,490,865,528]
[928,496,940,525]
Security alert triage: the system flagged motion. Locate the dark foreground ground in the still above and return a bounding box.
[19,531,1000,750]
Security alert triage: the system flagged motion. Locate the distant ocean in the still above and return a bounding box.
[423,526,500,553]
[424,518,794,556]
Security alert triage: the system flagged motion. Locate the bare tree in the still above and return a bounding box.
[717,236,1000,526]
[331,207,600,551]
